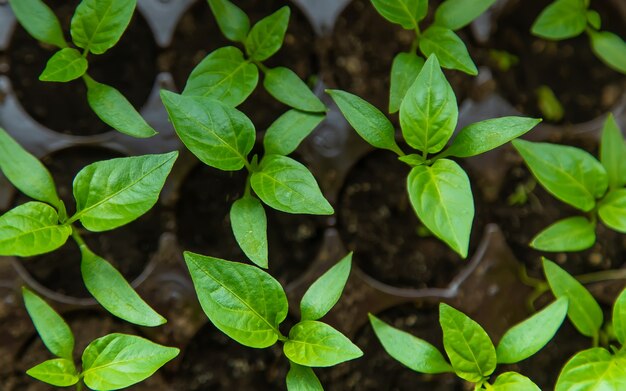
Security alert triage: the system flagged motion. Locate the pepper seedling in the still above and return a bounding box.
[8,0,157,138]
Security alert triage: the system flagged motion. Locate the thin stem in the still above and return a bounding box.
[76,381,83,391]
[244,173,252,197]
[254,60,269,74]
[592,332,599,348]
[576,268,626,285]
[71,227,86,247]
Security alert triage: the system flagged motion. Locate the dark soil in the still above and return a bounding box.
[7,0,158,136]
[490,0,626,124]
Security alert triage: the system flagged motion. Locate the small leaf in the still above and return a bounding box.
[530,216,596,252]
[208,0,250,42]
[389,52,424,114]
[230,196,268,268]
[264,110,324,156]
[434,0,499,30]
[613,288,626,345]
[300,253,352,321]
[536,85,564,122]
[531,0,587,40]
[555,348,626,391]
[39,48,87,82]
[496,297,569,364]
[8,0,67,48]
[184,252,288,348]
[398,154,426,166]
[284,321,363,367]
[80,245,166,327]
[543,258,603,338]
[589,30,626,74]
[263,67,325,112]
[71,152,177,232]
[82,333,179,390]
[599,189,626,233]
[0,202,70,257]
[70,0,137,55]
[512,139,608,212]
[492,372,541,391]
[419,27,477,75]
[85,77,157,138]
[22,287,74,360]
[369,314,453,374]
[183,46,259,107]
[26,358,79,387]
[251,155,333,215]
[370,0,427,29]
[286,361,323,391]
[600,114,626,190]
[245,6,290,61]
[400,55,458,154]
[161,91,254,171]
[586,10,601,30]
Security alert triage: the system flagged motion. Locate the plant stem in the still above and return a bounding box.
[254,60,269,74]
[76,381,83,391]
[576,268,626,284]
[71,228,86,247]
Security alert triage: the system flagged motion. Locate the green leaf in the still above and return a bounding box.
[208,0,250,42]
[443,117,541,158]
[71,152,177,231]
[8,0,67,48]
[434,0,498,30]
[419,27,477,75]
[439,303,496,382]
[600,114,626,189]
[230,196,268,268]
[26,358,79,387]
[407,159,473,258]
[245,6,290,61]
[400,55,458,154]
[184,252,288,348]
[263,67,325,112]
[326,89,402,154]
[84,76,157,138]
[39,48,88,82]
[80,245,166,327]
[531,0,587,40]
[599,189,626,234]
[492,372,541,391]
[530,216,596,252]
[389,52,424,114]
[82,333,179,390]
[589,30,626,75]
[300,253,352,321]
[555,348,626,391]
[370,0,427,29]
[70,0,137,55]
[251,155,333,215]
[398,154,426,166]
[0,202,70,257]
[543,258,603,338]
[286,361,323,391]
[264,110,325,156]
[284,320,363,367]
[586,10,601,30]
[22,287,74,360]
[369,314,453,374]
[536,85,565,122]
[512,139,608,212]
[613,288,626,345]
[496,297,569,364]
[161,91,254,171]
[0,128,62,209]
[183,46,259,107]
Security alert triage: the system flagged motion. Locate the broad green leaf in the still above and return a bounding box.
[0,128,62,209]
[327,89,402,154]
[496,297,568,364]
[184,252,288,348]
[39,48,87,82]
[71,152,177,231]
[555,348,626,391]
[263,67,325,113]
[22,287,74,360]
[245,6,290,61]
[183,46,259,107]
[369,314,453,374]
[586,10,601,30]
[543,258,603,338]
[230,196,268,268]
[84,77,157,138]
[26,358,79,387]
[613,288,626,345]
[443,117,541,158]
[161,91,254,171]
[370,0,427,29]
[512,139,608,212]
[300,253,352,321]
[439,303,496,382]
[8,0,66,48]
[286,362,323,391]
[407,159,473,258]
[531,0,587,40]
[419,27,477,75]
[82,333,179,390]
[0,202,70,257]
[400,55,458,154]
[492,372,540,391]
[251,155,333,215]
[600,114,626,189]
[389,52,424,114]
[70,0,137,55]
[208,0,250,42]
[264,110,325,156]
[80,245,166,327]
[284,321,363,367]
[599,189,626,233]
[434,0,498,30]
[589,30,626,75]
[530,216,596,252]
